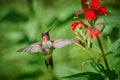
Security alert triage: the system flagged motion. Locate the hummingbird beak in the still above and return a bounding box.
[44,28,51,34]
[45,28,51,33]
[41,29,51,36]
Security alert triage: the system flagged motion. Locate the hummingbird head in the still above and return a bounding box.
[41,29,51,42]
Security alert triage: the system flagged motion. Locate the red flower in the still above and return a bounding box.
[88,28,102,40]
[76,0,107,21]
[71,22,80,31]
[85,10,96,20]
[71,21,88,31]
[97,8,108,16]
[91,0,102,7]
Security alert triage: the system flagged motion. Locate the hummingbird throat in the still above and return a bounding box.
[42,35,49,42]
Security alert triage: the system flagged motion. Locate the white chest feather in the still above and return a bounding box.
[42,41,53,52]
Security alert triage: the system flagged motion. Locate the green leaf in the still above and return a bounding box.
[62,72,105,80]
[103,70,118,80]
[107,39,120,54]
[82,59,104,73]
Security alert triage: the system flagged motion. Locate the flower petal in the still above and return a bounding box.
[88,28,102,40]
[71,22,80,31]
[91,0,102,7]
[97,8,108,16]
[95,29,102,38]
[89,29,94,40]
[85,10,96,20]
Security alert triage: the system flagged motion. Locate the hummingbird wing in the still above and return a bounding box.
[53,39,76,48]
[17,42,42,53]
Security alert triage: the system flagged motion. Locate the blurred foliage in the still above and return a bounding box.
[0,0,120,80]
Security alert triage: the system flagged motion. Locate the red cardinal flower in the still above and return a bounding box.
[97,8,108,16]
[70,0,108,47]
[88,28,102,40]
[71,22,80,31]
[71,21,88,31]
[76,0,107,21]
[91,0,102,7]
[85,10,96,20]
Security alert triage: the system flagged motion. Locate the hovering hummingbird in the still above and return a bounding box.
[17,29,76,69]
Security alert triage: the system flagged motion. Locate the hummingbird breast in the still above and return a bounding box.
[42,41,53,54]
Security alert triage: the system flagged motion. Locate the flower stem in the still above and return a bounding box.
[97,37,110,71]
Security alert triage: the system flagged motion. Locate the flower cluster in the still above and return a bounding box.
[71,0,108,48]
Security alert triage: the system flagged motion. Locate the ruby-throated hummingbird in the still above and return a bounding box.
[17,29,76,69]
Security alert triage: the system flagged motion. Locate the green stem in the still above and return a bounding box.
[97,37,110,71]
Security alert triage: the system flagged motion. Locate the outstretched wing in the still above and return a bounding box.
[53,39,76,48]
[17,42,42,53]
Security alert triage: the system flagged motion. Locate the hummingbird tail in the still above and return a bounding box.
[49,56,53,69]
[44,56,53,69]
[45,59,49,68]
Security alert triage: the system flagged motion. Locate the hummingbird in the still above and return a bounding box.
[17,29,76,69]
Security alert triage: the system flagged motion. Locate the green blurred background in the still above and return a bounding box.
[0,0,120,80]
